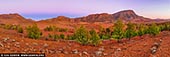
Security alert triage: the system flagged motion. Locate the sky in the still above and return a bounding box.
[0,0,170,20]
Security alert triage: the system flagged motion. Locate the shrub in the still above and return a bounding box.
[73,25,91,45]
[148,23,160,36]
[17,26,23,33]
[44,25,56,31]
[26,24,42,39]
[124,22,137,40]
[89,29,101,46]
[60,33,65,39]
[112,19,124,42]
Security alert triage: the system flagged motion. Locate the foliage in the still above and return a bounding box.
[148,23,160,36]
[60,33,65,39]
[26,24,42,39]
[89,29,101,46]
[112,19,124,42]
[44,25,56,31]
[17,26,23,33]
[73,25,91,45]
[124,22,137,40]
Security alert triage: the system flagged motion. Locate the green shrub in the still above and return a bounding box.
[148,23,160,36]
[112,19,124,42]
[73,26,91,45]
[17,26,23,33]
[60,34,65,39]
[44,25,56,31]
[124,22,137,40]
[89,29,101,46]
[26,24,42,39]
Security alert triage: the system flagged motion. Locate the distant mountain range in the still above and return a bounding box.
[0,10,169,25]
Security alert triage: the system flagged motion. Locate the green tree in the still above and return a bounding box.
[60,33,65,39]
[89,29,100,46]
[17,26,23,33]
[137,24,146,36]
[124,22,137,40]
[112,19,124,42]
[26,24,42,39]
[148,23,160,36]
[74,25,91,45]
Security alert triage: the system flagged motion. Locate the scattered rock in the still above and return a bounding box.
[63,51,69,54]
[153,42,160,47]
[11,39,16,42]
[150,42,161,54]
[43,43,48,48]
[33,42,38,46]
[72,49,79,54]
[95,51,102,56]
[117,48,121,51]
[83,51,89,55]
[103,53,108,56]
[98,47,105,51]
[15,42,20,45]
[0,42,4,47]
[3,37,9,42]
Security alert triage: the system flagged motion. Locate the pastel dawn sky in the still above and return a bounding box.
[0,0,170,20]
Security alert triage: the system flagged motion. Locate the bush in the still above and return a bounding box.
[124,22,137,40]
[89,29,101,46]
[60,34,65,39]
[73,26,91,45]
[112,19,124,42]
[44,25,56,31]
[148,23,160,36]
[26,24,42,39]
[17,26,23,33]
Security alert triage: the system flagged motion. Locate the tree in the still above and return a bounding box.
[17,26,23,33]
[124,21,137,40]
[26,24,42,39]
[74,25,91,45]
[89,29,101,46]
[137,24,146,36]
[60,33,65,39]
[148,23,160,36]
[44,25,56,31]
[112,19,124,42]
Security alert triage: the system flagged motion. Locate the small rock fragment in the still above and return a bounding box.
[95,51,102,56]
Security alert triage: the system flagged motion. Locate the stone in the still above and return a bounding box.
[33,42,38,46]
[43,43,48,48]
[83,51,89,55]
[98,47,105,51]
[0,42,4,47]
[15,42,20,45]
[103,53,108,56]
[95,51,102,56]
[72,49,79,54]
[150,46,158,54]
[117,48,121,51]
[3,37,9,42]
[63,51,69,54]
[11,39,16,42]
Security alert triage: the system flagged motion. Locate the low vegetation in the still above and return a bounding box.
[26,24,42,39]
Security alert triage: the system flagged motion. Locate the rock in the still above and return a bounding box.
[150,46,158,54]
[33,42,38,46]
[103,53,108,56]
[11,39,16,42]
[0,42,4,47]
[63,51,68,54]
[43,43,48,48]
[3,37,9,42]
[117,48,121,51]
[154,42,160,47]
[15,42,20,45]
[98,47,105,51]
[95,51,102,56]
[72,49,79,54]
[83,51,89,55]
